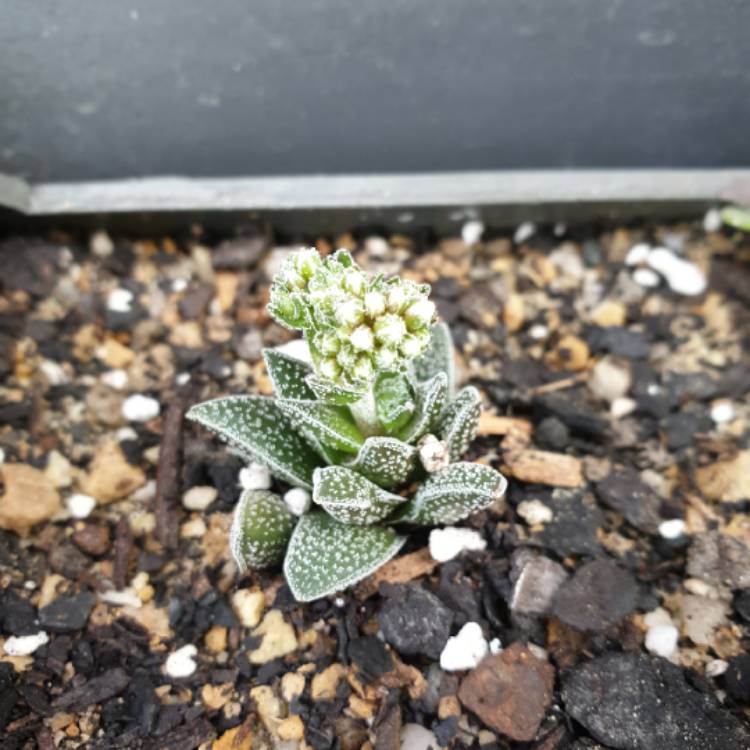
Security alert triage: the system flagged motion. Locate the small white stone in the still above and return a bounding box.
[116,426,138,442]
[283,487,311,516]
[107,287,134,312]
[182,485,218,511]
[461,220,485,246]
[231,589,266,628]
[3,631,49,656]
[90,230,114,257]
[516,499,553,526]
[703,208,723,233]
[528,643,549,662]
[489,638,503,654]
[130,479,157,503]
[24,581,36,590]
[0,447,5,466]
[66,493,97,519]
[659,519,686,540]
[164,644,198,678]
[588,356,631,403]
[400,724,439,750]
[418,434,450,473]
[610,397,637,419]
[101,369,129,390]
[643,607,673,629]
[99,589,143,608]
[429,527,487,563]
[239,462,272,491]
[122,394,160,422]
[706,659,729,678]
[171,278,188,293]
[554,222,567,237]
[39,360,68,386]
[647,247,707,296]
[274,338,312,363]
[633,267,661,288]
[513,221,536,245]
[528,324,549,340]
[710,401,735,424]
[625,242,651,266]
[645,624,679,658]
[439,622,489,672]
[175,372,191,386]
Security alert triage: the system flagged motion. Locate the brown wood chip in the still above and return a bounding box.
[504,449,583,488]
[355,548,438,600]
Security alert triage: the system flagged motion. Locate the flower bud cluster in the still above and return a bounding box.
[268,249,437,386]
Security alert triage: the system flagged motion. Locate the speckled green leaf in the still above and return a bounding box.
[229,489,296,571]
[412,322,455,396]
[313,466,405,525]
[268,287,314,331]
[306,375,365,405]
[346,437,418,489]
[374,371,416,433]
[263,349,314,400]
[397,372,449,444]
[283,512,407,601]
[390,462,507,526]
[186,396,321,489]
[439,386,482,461]
[277,399,365,454]
[721,206,750,232]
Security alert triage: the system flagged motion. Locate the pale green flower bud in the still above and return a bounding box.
[374,346,398,370]
[350,324,375,352]
[386,285,407,313]
[400,331,429,358]
[404,299,436,331]
[295,248,322,279]
[363,290,386,318]
[315,331,340,356]
[373,314,407,347]
[336,298,364,328]
[282,267,306,290]
[352,355,374,382]
[318,357,341,380]
[336,344,358,370]
[343,269,365,296]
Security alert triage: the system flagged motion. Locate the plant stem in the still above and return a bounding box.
[349,385,380,436]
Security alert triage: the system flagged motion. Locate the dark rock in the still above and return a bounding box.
[535,490,603,558]
[562,653,750,749]
[433,716,459,746]
[0,664,17,731]
[348,636,392,683]
[48,542,92,578]
[724,654,750,705]
[733,590,750,623]
[437,563,482,626]
[535,417,570,451]
[687,532,750,589]
[19,682,52,716]
[458,642,555,741]
[595,468,662,534]
[0,399,33,428]
[178,284,213,319]
[232,327,264,361]
[378,584,453,660]
[662,410,710,451]
[1,589,38,635]
[509,552,568,616]
[72,523,111,557]
[39,591,96,633]
[534,392,607,438]
[666,372,718,404]
[587,326,651,359]
[54,667,130,711]
[213,236,267,269]
[552,559,637,632]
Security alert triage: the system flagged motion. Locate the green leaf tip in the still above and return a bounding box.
[439,386,482,461]
[283,511,407,602]
[346,436,418,489]
[230,489,296,571]
[277,398,365,453]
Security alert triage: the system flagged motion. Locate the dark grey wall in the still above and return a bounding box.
[2,1,749,183]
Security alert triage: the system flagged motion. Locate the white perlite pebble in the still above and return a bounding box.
[283,487,311,516]
[99,589,143,608]
[182,486,218,511]
[101,369,129,390]
[710,401,735,424]
[516,499,553,526]
[418,434,450,473]
[625,242,651,266]
[632,267,661,288]
[647,247,707,296]
[706,659,729,678]
[528,324,549,340]
[107,287,134,312]
[461,220,485,246]
[274,338,312,363]
[645,624,679,658]
[66,494,97,519]
[703,208,723,233]
[175,372,191,386]
[611,397,637,419]
[440,622,489,672]
[513,221,536,245]
[239,462,272,491]
[122,394,160,422]
[643,607,673,629]
[3,632,49,656]
[659,519,686,540]
[90,230,114,257]
[429,527,487,563]
[588,356,631,403]
[165,644,198,678]
[400,723,439,750]
[489,638,503,654]
[39,360,68,386]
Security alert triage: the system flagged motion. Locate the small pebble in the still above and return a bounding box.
[418,434,450,473]
[99,589,143,608]
[165,644,198,678]
[514,221,536,244]
[107,288,134,313]
[633,267,661,288]
[706,659,729,678]
[39,360,68,386]
[66,494,97,519]
[122,394,160,422]
[625,242,651,266]
[400,724,439,750]
[231,589,266,628]
[461,220,485,246]
[659,519,686,540]
[429,527,486,562]
[710,401,735,424]
[703,208,723,233]
[645,624,679,658]
[528,324,549,340]
[516,499,553,526]
[239,462,272,491]
[175,372,191,386]
[440,622,489,672]
[283,487,311,516]
[182,485,218,511]
[489,638,503,654]
[3,631,49,656]
[101,369,129,390]
[90,230,114,257]
[647,247,707,296]
[610,397,637,419]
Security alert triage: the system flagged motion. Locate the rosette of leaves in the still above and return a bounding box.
[188,249,507,602]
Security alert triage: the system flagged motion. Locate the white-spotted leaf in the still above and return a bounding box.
[263,349,314,399]
[374,371,416,433]
[230,489,296,571]
[306,375,365,405]
[412,322,455,396]
[186,396,321,489]
[346,436,418,489]
[397,372,449,444]
[313,466,405,525]
[277,399,365,454]
[439,386,482,461]
[283,512,407,601]
[390,462,507,526]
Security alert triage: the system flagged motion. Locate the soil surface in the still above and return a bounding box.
[1,218,750,749]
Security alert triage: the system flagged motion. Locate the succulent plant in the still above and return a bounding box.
[720,205,750,232]
[187,248,507,602]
